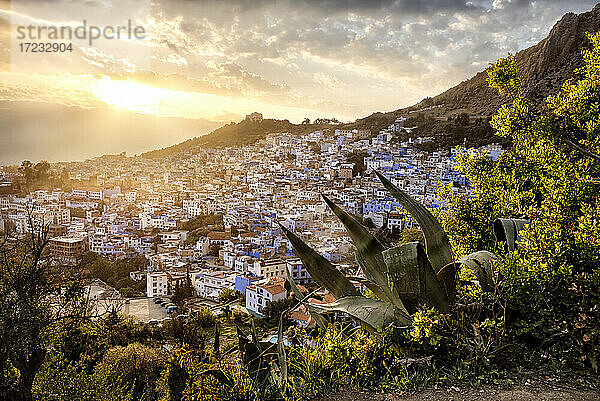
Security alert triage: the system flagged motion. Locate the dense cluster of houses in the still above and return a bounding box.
[0,116,502,324]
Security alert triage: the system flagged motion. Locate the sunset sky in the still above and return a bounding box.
[0,0,597,163]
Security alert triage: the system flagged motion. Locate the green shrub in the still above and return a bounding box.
[440,32,600,373]
[94,343,167,401]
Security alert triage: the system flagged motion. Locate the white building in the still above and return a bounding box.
[125,191,137,203]
[158,230,188,244]
[223,251,236,268]
[195,271,236,299]
[195,236,210,255]
[147,272,169,298]
[183,199,215,216]
[246,278,287,316]
[250,258,287,279]
[286,258,312,285]
[235,255,254,273]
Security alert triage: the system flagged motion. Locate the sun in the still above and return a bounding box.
[91,79,162,114]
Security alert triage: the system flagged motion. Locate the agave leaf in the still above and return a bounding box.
[237,325,268,384]
[375,171,453,273]
[307,296,411,329]
[280,223,358,299]
[494,218,528,252]
[321,194,407,311]
[454,250,498,292]
[214,322,220,355]
[436,262,457,302]
[382,242,450,313]
[251,319,260,348]
[270,362,282,388]
[277,315,288,385]
[286,266,328,330]
[346,276,394,303]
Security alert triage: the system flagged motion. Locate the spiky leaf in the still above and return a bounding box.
[286,266,328,329]
[494,218,529,252]
[307,296,411,329]
[454,250,498,291]
[237,325,268,384]
[321,194,407,311]
[277,315,288,385]
[382,242,450,313]
[280,223,358,299]
[251,319,260,347]
[375,171,453,273]
[214,322,220,355]
[436,262,457,302]
[346,276,394,303]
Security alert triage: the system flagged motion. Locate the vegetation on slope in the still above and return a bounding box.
[142,119,331,159]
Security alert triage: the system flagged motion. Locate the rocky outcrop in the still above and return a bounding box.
[428,4,600,116]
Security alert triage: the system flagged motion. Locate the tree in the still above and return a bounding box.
[34,161,50,185]
[19,160,34,186]
[362,217,374,229]
[164,310,214,356]
[88,258,115,283]
[440,33,600,370]
[262,297,296,323]
[218,288,238,303]
[93,343,166,401]
[346,151,367,176]
[171,281,192,305]
[0,216,86,401]
[454,112,470,126]
[17,160,52,191]
[119,287,136,298]
[398,227,425,247]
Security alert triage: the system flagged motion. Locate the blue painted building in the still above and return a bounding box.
[235,274,261,295]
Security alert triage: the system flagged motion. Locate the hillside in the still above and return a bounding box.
[142,4,600,158]
[141,119,332,159]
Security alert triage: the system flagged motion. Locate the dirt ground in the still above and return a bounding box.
[317,381,600,401]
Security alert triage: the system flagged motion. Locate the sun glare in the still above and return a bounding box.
[92,79,162,114]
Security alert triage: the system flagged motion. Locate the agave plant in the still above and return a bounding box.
[280,170,528,331]
[204,316,290,396]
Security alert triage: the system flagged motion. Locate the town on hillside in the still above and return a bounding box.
[0,116,502,326]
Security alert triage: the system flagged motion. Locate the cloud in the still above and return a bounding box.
[1,0,598,121]
[313,72,342,89]
[145,0,597,114]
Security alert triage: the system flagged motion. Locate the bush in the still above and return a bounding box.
[218,288,239,303]
[33,349,133,401]
[440,32,600,373]
[194,307,217,328]
[94,343,167,401]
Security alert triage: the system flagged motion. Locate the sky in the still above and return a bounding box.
[0,0,598,163]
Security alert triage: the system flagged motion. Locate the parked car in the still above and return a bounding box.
[153,298,162,304]
[166,305,178,314]
[147,319,160,325]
